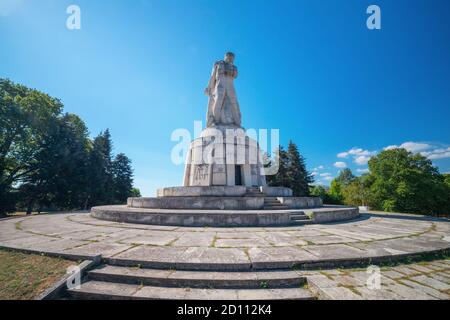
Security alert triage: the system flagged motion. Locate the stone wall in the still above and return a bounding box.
[156,186,247,197]
[278,197,323,208]
[128,196,265,210]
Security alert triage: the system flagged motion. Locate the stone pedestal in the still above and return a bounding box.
[183,126,267,187]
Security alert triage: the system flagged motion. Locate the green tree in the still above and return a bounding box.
[87,130,115,206]
[286,141,314,196]
[341,174,373,207]
[443,173,450,187]
[1,79,138,215]
[335,168,355,186]
[112,153,134,203]
[329,179,344,204]
[367,148,447,215]
[0,79,63,214]
[266,146,289,187]
[130,188,141,197]
[327,169,359,205]
[310,185,335,204]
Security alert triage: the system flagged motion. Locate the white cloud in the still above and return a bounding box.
[337,147,377,165]
[401,142,431,152]
[322,176,333,181]
[354,155,372,165]
[334,161,347,169]
[357,168,370,174]
[383,141,450,161]
[319,172,332,177]
[336,141,449,173]
[384,141,431,153]
[421,147,450,160]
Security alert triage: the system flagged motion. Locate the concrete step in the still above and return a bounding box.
[291,220,314,225]
[88,265,307,289]
[264,206,289,209]
[67,280,315,300]
[264,204,289,209]
[290,215,310,221]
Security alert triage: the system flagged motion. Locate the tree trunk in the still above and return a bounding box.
[26,199,35,215]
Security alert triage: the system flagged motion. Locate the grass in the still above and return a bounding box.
[0,249,75,300]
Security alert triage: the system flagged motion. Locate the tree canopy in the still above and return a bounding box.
[0,79,139,215]
[315,149,450,216]
[266,141,314,196]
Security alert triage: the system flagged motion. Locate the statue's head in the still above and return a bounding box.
[224,52,235,64]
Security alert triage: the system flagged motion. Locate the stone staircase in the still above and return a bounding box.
[67,264,316,300]
[263,197,289,210]
[245,187,265,197]
[289,212,313,225]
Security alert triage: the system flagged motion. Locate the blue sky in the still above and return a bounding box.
[1,0,449,195]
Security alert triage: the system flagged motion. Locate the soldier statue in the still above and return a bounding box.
[204,52,242,128]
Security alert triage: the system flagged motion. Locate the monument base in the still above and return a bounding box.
[90,205,359,227]
[90,186,359,227]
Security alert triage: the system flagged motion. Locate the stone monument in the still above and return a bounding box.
[90,53,359,227]
[183,52,267,188]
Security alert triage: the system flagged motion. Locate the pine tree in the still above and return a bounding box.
[112,153,133,203]
[266,146,289,187]
[286,141,314,196]
[336,168,355,186]
[88,129,115,206]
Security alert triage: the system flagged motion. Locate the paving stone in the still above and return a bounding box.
[215,232,263,239]
[64,242,133,257]
[171,233,216,247]
[331,275,363,287]
[2,235,59,247]
[287,230,330,237]
[30,238,90,251]
[69,281,140,299]
[394,266,422,276]
[409,275,450,291]
[248,247,318,269]
[111,246,188,265]
[262,233,307,246]
[307,275,338,288]
[407,264,439,274]
[177,247,251,270]
[428,261,450,270]
[399,279,449,299]
[119,235,178,246]
[382,270,408,279]
[355,285,404,300]
[377,283,437,300]
[215,238,271,248]
[316,286,364,300]
[301,235,359,245]
[428,273,450,284]
[303,244,365,260]
[62,230,116,241]
[315,269,344,276]
[236,288,313,300]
